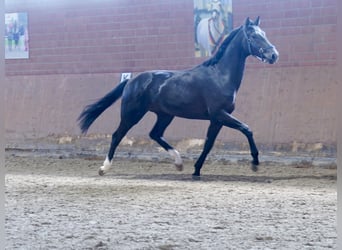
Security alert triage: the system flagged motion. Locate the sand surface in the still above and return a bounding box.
[5,153,336,249]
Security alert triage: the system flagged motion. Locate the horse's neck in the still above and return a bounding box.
[216,33,248,91]
[217,60,246,93]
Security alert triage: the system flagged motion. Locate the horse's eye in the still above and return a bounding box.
[251,33,258,39]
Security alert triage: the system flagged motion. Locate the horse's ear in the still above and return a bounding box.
[255,16,260,26]
[245,17,252,27]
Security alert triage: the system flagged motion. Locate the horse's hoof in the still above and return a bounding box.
[98,168,105,176]
[175,163,183,171]
[251,163,258,172]
[192,174,201,181]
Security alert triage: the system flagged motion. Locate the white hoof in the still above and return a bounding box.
[98,157,112,176]
[98,167,106,176]
[168,149,183,171]
[175,163,183,171]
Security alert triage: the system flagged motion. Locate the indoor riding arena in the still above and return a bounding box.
[5,1,337,249]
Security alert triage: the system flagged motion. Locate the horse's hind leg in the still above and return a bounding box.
[149,113,183,171]
[99,109,147,176]
[99,121,133,176]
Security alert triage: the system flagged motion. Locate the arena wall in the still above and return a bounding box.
[5,0,338,153]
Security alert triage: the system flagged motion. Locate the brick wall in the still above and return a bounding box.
[234,0,337,67]
[5,0,337,75]
[6,0,195,75]
[4,0,338,151]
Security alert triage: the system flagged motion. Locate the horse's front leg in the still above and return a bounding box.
[216,110,259,171]
[193,122,222,180]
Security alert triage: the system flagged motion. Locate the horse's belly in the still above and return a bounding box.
[156,100,209,120]
[174,112,209,120]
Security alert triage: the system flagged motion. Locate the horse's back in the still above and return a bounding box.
[121,71,175,108]
[121,69,210,119]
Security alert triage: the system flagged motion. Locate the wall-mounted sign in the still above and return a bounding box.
[5,12,29,59]
[121,72,132,82]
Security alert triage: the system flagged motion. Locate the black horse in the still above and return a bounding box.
[78,17,279,179]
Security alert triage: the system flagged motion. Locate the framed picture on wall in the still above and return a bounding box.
[5,12,29,59]
[194,0,233,57]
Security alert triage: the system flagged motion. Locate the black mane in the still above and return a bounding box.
[201,26,242,67]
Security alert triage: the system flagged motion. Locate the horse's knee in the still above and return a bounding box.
[241,125,253,137]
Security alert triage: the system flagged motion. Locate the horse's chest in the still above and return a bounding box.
[231,91,237,104]
[226,91,237,111]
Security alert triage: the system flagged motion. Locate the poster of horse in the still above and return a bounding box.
[194,0,233,57]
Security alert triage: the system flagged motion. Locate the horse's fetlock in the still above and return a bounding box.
[251,151,258,157]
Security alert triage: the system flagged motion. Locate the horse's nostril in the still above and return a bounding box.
[271,53,278,62]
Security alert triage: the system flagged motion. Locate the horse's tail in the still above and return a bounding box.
[78,79,129,134]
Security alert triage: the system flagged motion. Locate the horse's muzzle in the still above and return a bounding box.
[254,46,279,64]
[265,47,279,64]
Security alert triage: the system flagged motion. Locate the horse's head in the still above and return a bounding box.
[243,17,279,64]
